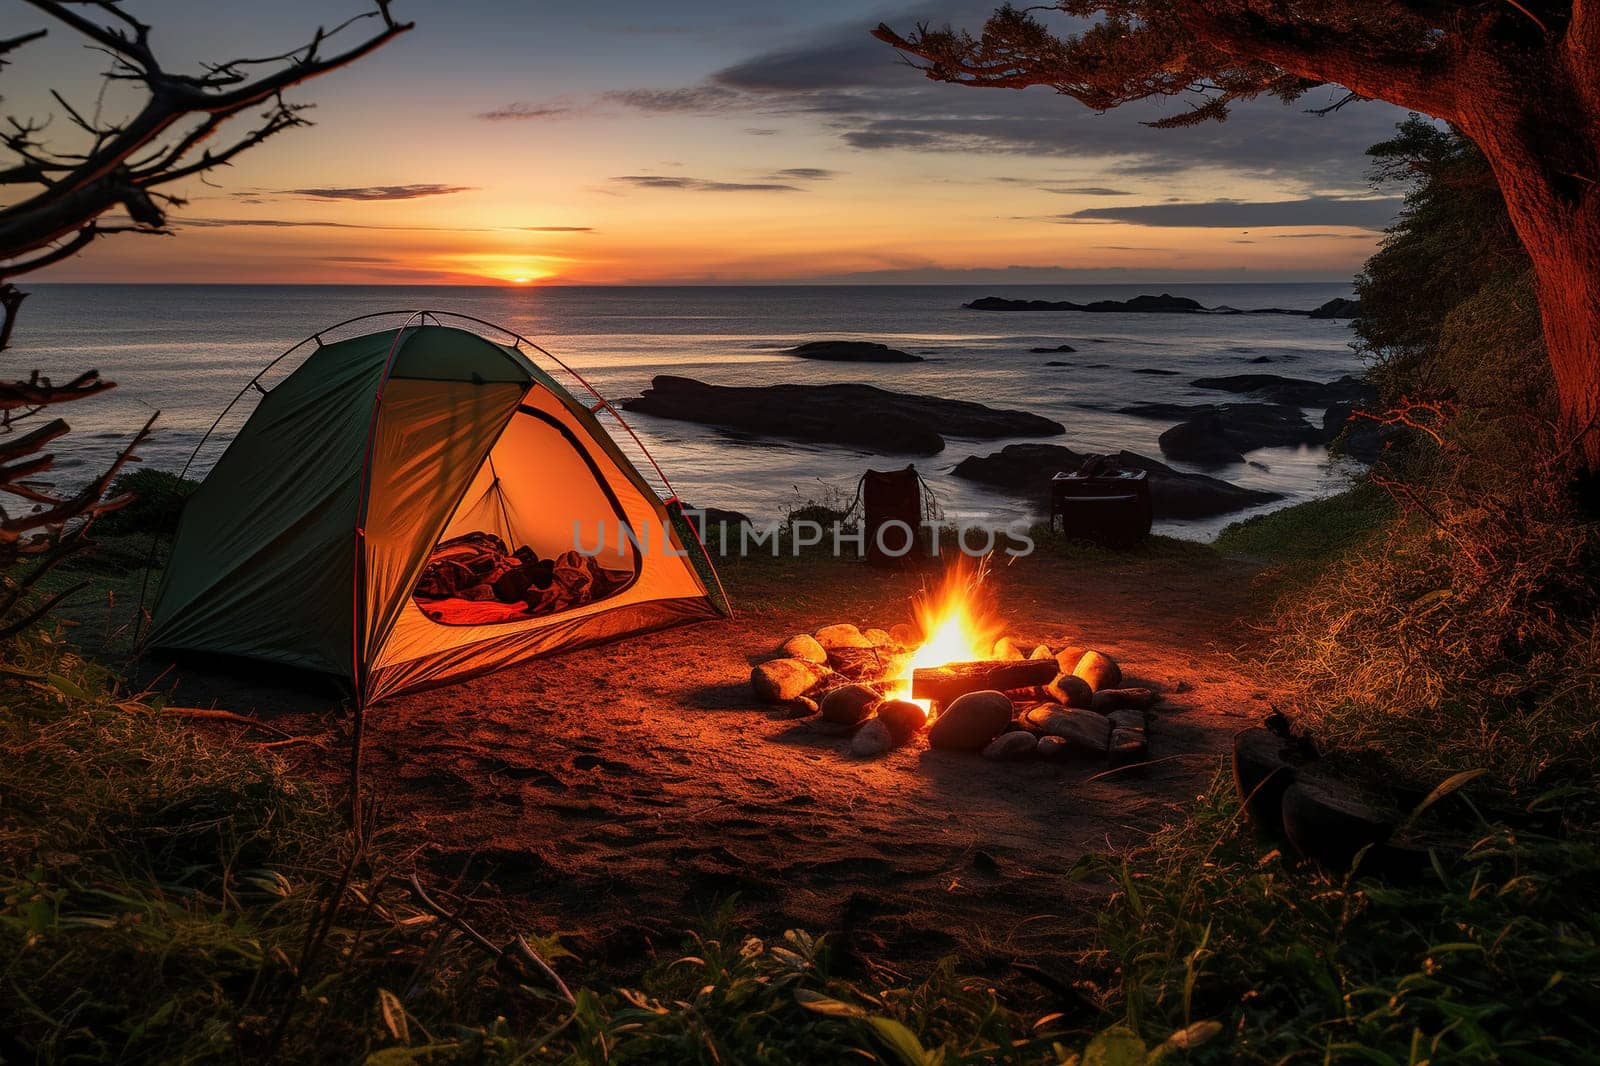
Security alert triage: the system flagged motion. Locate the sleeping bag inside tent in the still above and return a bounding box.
[147,322,728,704]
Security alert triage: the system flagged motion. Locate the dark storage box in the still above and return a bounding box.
[1050,469,1153,548]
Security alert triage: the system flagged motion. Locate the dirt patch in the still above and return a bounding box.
[136,548,1278,985]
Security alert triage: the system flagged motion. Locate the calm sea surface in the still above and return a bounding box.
[18,282,1364,540]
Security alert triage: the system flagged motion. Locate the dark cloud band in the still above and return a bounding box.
[287,184,477,201]
[1061,197,1403,229]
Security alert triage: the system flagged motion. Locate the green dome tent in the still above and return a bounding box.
[147,314,729,705]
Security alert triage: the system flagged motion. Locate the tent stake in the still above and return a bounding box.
[348,699,366,828]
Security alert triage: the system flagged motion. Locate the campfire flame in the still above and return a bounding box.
[900,559,1004,715]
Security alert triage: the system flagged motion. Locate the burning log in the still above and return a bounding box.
[910,659,1057,704]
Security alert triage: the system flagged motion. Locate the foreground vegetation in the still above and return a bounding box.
[2,629,1218,1064]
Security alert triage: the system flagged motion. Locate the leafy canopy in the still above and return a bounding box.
[873,2,1562,128]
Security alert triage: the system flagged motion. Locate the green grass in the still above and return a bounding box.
[1080,772,1600,1064]
[1214,482,1394,562]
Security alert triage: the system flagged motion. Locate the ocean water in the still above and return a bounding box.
[17,282,1364,540]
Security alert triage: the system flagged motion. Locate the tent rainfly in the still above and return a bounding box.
[148,319,728,705]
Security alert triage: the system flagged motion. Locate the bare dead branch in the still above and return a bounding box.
[0,411,153,550]
[0,2,411,271]
[0,284,25,353]
[406,872,577,1005]
[2,222,169,278]
[157,705,298,740]
[0,367,114,412]
[0,418,68,462]
[1353,399,1456,447]
[0,28,48,67]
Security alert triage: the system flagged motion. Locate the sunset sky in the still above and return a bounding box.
[3,0,1411,286]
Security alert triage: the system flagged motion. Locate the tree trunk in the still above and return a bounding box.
[1460,59,1600,470]
[1488,153,1600,467]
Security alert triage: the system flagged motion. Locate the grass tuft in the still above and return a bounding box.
[1077,771,1600,1063]
[1214,481,1394,563]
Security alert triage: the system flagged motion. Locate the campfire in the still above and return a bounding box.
[750,562,1161,766]
[899,564,1003,715]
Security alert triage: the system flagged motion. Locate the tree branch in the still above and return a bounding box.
[0,411,153,547]
[0,28,48,67]
[0,284,25,353]
[0,2,412,263]
[0,368,114,412]
[1,222,168,280]
[1176,8,1461,122]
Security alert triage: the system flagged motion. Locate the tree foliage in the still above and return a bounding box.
[1354,117,1551,417]
[871,2,1550,126]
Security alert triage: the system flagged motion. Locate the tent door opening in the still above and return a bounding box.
[410,405,643,627]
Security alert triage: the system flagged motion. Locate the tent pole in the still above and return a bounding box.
[487,454,517,549]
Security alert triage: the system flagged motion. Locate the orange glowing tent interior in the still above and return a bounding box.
[147,316,729,705]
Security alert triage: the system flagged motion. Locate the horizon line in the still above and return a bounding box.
[23,278,1357,288]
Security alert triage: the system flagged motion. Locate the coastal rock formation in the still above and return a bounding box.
[685,506,750,535]
[963,293,1364,317]
[951,443,1280,519]
[786,340,922,363]
[1029,343,1077,353]
[966,293,1203,313]
[1190,374,1377,408]
[1309,297,1361,319]
[623,376,1064,455]
[1157,414,1247,467]
[1121,402,1324,465]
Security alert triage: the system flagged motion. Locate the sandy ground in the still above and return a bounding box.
[127,547,1280,987]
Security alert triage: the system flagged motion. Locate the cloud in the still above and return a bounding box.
[319,255,398,263]
[179,217,496,232]
[1041,186,1130,196]
[611,175,802,192]
[286,184,476,201]
[472,2,1418,195]
[602,85,743,113]
[580,1,1415,189]
[781,263,1351,284]
[770,167,839,180]
[588,21,701,36]
[478,101,577,121]
[1268,231,1382,240]
[184,216,588,234]
[1059,196,1403,229]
